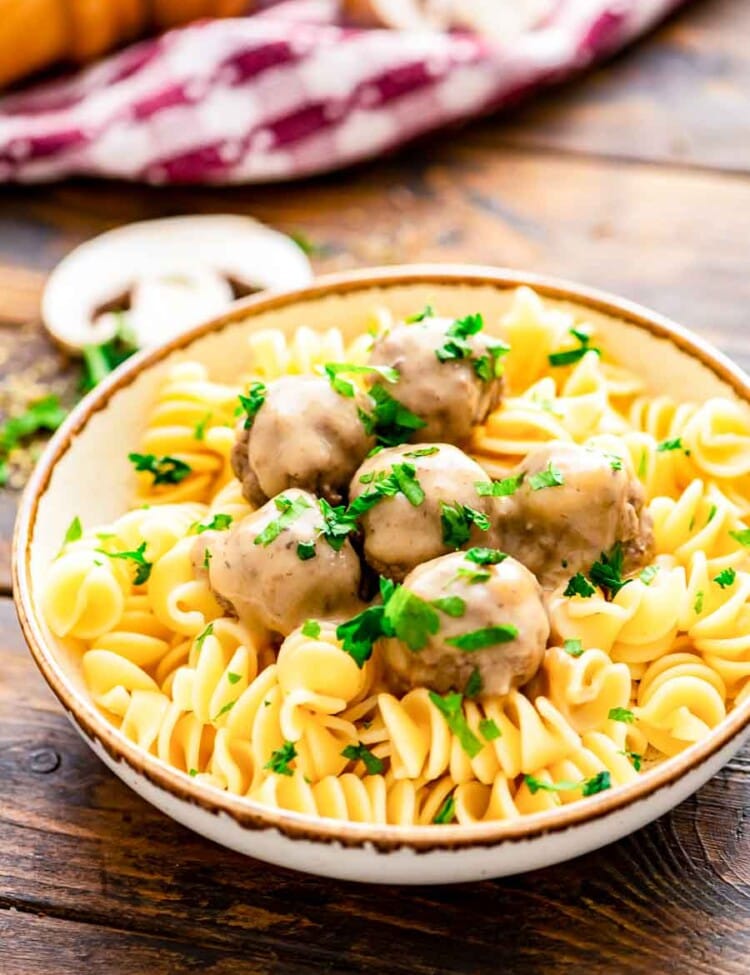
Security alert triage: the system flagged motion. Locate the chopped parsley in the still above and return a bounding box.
[464,668,483,698]
[707,504,718,524]
[194,513,233,534]
[475,473,524,497]
[528,462,565,492]
[656,437,686,453]
[254,494,312,546]
[608,707,635,724]
[0,394,67,485]
[456,567,490,584]
[620,750,643,772]
[296,539,317,561]
[589,543,630,600]
[694,590,705,615]
[301,620,321,639]
[194,412,212,441]
[341,743,384,775]
[406,305,435,323]
[61,516,83,550]
[321,362,399,398]
[431,596,466,617]
[433,795,456,825]
[639,565,659,586]
[227,672,241,685]
[525,771,611,796]
[548,326,601,367]
[336,605,387,668]
[95,540,152,585]
[384,586,440,652]
[202,548,212,570]
[564,573,596,599]
[563,638,584,657]
[318,498,359,551]
[428,691,482,758]
[80,316,139,392]
[434,313,508,382]
[212,700,236,721]
[264,741,297,776]
[128,452,192,486]
[404,446,440,458]
[714,568,737,589]
[238,382,266,429]
[390,462,426,506]
[440,501,490,548]
[465,547,507,565]
[446,625,519,652]
[195,623,214,653]
[729,528,750,547]
[188,768,198,777]
[606,454,623,472]
[359,383,426,447]
[638,450,648,478]
[479,718,501,742]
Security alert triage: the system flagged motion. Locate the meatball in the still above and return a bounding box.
[493,441,653,588]
[195,489,362,635]
[381,551,549,696]
[231,375,374,507]
[368,315,504,444]
[349,443,494,582]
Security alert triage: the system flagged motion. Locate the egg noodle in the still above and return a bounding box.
[43,287,750,826]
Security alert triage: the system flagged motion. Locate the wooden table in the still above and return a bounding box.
[2,1,749,971]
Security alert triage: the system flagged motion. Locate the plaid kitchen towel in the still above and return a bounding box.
[0,0,687,184]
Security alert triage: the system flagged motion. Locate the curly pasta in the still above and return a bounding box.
[42,298,750,827]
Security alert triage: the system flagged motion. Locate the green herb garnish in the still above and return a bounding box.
[254,494,312,547]
[384,586,440,652]
[194,412,212,441]
[406,305,435,323]
[227,672,241,685]
[431,596,466,617]
[296,539,317,561]
[548,326,601,367]
[528,462,565,492]
[656,437,685,453]
[464,547,507,565]
[322,362,399,398]
[714,568,737,589]
[95,540,152,585]
[336,605,387,668]
[440,501,490,548]
[475,473,524,497]
[238,382,267,429]
[302,619,321,639]
[589,543,630,599]
[0,394,67,484]
[128,452,192,486]
[525,771,611,796]
[202,548,212,570]
[563,638,584,657]
[195,623,214,653]
[428,691,482,758]
[61,516,83,550]
[194,513,233,534]
[433,795,456,825]
[479,718,501,742]
[341,743,384,775]
[404,446,440,458]
[446,625,519,652]
[359,384,426,448]
[264,741,297,776]
[729,528,750,547]
[619,750,643,772]
[465,668,483,698]
[694,590,704,614]
[563,573,596,599]
[639,565,659,585]
[608,707,635,724]
[456,567,490,585]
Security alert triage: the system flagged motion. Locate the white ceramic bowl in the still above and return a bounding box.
[14,266,750,884]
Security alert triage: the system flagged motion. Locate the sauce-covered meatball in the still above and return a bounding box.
[195,489,362,635]
[492,441,653,588]
[381,550,549,696]
[349,443,494,582]
[368,315,504,444]
[231,375,374,507]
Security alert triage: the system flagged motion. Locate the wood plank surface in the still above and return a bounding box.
[0,598,748,974]
[1,1,749,969]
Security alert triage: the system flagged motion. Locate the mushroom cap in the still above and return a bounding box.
[42,215,313,354]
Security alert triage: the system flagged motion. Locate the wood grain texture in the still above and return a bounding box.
[1,3,750,968]
[1,601,749,975]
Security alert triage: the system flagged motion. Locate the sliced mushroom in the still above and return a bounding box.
[42,215,313,353]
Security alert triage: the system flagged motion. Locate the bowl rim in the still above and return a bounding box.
[13,263,750,853]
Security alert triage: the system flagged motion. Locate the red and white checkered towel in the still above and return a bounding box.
[0,0,686,184]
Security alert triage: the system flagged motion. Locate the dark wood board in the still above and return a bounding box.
[1,0,749,969]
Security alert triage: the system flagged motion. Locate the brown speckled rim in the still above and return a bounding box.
[13,265,750,853]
